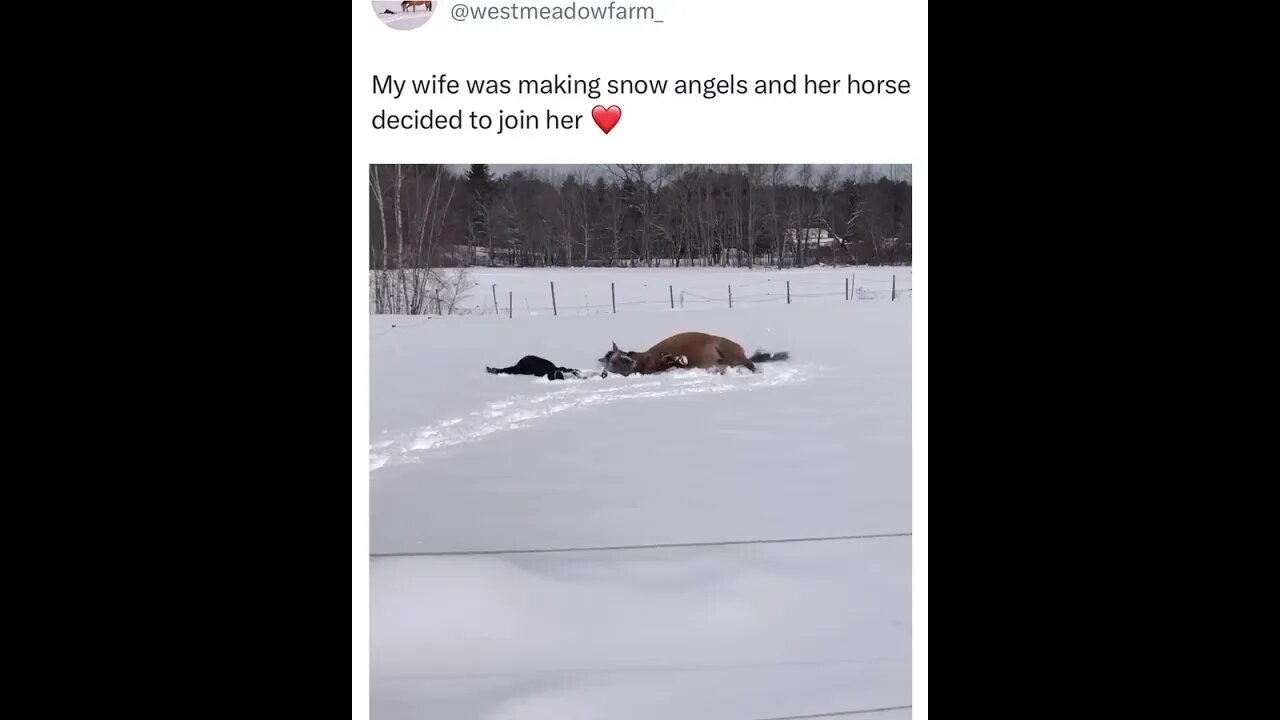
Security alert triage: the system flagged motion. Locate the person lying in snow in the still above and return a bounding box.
[486,353,692,380]
[486,355,595,380]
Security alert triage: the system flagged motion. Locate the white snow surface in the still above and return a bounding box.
[369,266,912,719]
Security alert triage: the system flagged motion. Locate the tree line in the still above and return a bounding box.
[369,164,911,272]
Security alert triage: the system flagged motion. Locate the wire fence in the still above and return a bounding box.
[751,707,912,719]
[371,532,911,558]
[403,273,913,319]
[375,659,903,682]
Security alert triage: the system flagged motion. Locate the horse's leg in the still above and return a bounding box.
[655,354,688,373]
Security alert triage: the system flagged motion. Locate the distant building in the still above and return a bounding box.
[784,227,853,265]
[784,227,840,248]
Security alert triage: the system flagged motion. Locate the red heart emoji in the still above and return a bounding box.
[592,105,622,134]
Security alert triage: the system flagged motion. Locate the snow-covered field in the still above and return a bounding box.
[369,266,912,719]
[372,1,434,30]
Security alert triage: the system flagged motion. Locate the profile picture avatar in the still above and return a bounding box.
[373,0,435,30]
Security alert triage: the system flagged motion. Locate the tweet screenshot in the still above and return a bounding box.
[354,2,926,717]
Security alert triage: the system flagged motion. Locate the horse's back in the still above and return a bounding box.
[648,331,712,350]
[648,332,716,356]
[648,332,747,368]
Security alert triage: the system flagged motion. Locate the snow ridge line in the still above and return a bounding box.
[371,531,911,557]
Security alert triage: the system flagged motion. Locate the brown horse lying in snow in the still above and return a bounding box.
[599,332,789,376]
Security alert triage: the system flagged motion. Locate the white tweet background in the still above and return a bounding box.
[353,0,927,717]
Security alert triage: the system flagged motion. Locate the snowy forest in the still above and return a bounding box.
[369,164,912,271]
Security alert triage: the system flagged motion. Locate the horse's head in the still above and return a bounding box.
[599,342,640,376]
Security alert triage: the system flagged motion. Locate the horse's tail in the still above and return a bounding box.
[749,350,790,364]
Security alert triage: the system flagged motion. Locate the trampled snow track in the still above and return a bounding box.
[370,364,807,470]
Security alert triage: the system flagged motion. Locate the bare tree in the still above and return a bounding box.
[767,164,786,266]
[370,167,388,266]
[579,181,592,265]
[370,165,459,314]
[790,165,813,266]
[434,265,475,314]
